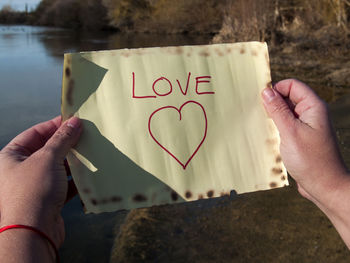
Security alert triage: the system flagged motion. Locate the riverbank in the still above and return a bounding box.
[1,0,349,37]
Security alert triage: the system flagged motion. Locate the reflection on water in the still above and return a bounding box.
[0,25,211,262]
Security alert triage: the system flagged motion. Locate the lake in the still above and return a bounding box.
[0,25,212,262]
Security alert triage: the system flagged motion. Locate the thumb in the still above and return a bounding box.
[42,117,82,161]
[261,88,298,139]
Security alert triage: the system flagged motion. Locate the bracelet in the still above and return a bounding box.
[0,224,60,263]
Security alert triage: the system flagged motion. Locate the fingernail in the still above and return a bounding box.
[67,117,81,129]
[262,88,276,103]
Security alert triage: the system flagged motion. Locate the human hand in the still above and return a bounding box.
[261,79,349,207]
[0,116,82,248]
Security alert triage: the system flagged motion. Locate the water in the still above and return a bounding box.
[0,25,211,262]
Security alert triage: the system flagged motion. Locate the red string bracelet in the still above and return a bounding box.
[0,224,60,263]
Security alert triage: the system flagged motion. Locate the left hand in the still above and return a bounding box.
[0,116,82,248]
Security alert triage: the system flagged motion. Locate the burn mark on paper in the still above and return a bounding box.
[207,190,214,198]
[266,138,277,145]
[111,196,122,202]
[265,52,270,68]
[65,67,71,77]
[251,50,258,56]
[266,82,272,89]
[269,182,278,188]
[185,191,192,199]
[272,167,283,174]
[133,194,147,202]
[171,191,178,201]
[215,48,224,56]
[175,47,183,55]
[199,50,210,57]
[275,155,282,163]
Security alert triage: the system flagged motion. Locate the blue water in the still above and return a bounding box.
[0,25,211,262]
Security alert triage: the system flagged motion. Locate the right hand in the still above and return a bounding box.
[261,79,348,206]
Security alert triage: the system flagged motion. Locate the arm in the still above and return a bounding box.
[261,79,350,248]
[0,116,82,262]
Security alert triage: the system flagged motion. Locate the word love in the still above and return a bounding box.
[132,72,215,99]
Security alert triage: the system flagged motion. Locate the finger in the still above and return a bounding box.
[275,79,327,125]
[65,180,78,204]
[42,117,82,162]
[5,116,62,156]
[261,87,299,138]
[274,79,320,106]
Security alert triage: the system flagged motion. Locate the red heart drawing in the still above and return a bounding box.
[148,100,207,169]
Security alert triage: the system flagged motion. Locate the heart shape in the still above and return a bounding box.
[148,100,207,169]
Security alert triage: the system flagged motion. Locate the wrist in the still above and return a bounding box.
[0,207,63,248]
[0,225,58,262]
[306,170,350,218]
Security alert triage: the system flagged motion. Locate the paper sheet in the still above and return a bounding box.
[61,42,288,213]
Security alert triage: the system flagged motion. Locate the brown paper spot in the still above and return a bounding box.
[269,182,278,188]
[187,52,191,57]
[199,50,210,57]
[111,196,122,202]
[121,52,130,57]
[91,199,97,205]
[171,191,178,201]
[272,167,283,174]
[207,190,214,198]
[215,48,224,56]
[265,52,270,68]
[240,48,245,54]
[185,191,192,199]
[65,67,71,77]
[66,79,74,106]
[231,189,237,196]
[226,47,232,53]
[133,194,147,202]
[266,138,277,145]
[251,50,258,56]
[175,47,183,55]
[276,155,282,163]
[198,194,204,199]
[281,175,286,181]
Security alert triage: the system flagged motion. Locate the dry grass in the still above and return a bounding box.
[103,0,223,34]
[213,0,276,43]
[213,0,350,44]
